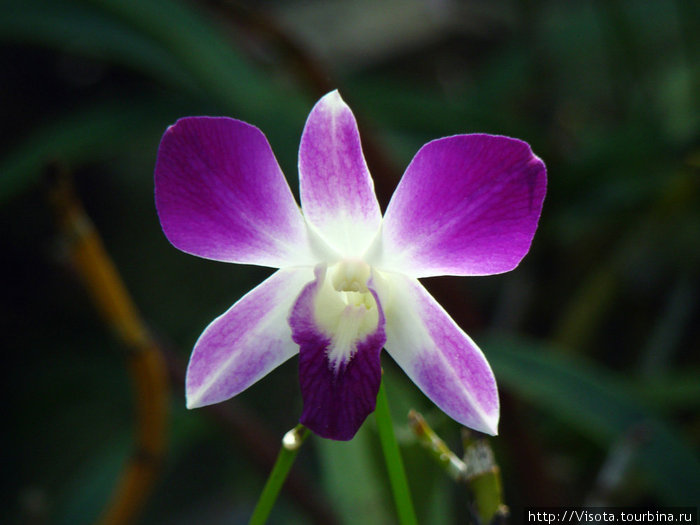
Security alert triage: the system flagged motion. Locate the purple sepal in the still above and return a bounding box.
[376,134,547,277]
[185,267,313,408]
[298,91,382,256]
[380,273,499,435]
[155,116,315,268]
[289,267,386,440]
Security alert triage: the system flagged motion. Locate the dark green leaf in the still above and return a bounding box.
[486,336,700,504]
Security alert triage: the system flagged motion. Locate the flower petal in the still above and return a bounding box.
[372,134,546,277]
[299,91,382,256]
[186,267,314,408]
[377,272,499,434]
[289,265,386,440]
[155,116,319,268]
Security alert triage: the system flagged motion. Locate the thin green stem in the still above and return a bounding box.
[374,379,418,525]
[249,424,310,525]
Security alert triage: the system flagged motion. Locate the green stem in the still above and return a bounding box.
[374,379,419,525]
[249,424,310,525]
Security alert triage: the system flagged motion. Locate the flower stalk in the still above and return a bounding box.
[375,379,418,525]
[249,424,310,525]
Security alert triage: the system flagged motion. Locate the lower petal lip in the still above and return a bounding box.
[289,264,387,440]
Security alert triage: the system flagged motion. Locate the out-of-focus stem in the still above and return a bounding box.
[585,424,647,506]
[408,410,466,481]
[47,169,168,525]
[409,410,508,524]
[462,429,508,525]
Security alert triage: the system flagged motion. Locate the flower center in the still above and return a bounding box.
[331,258,371,293]
[314,259,380,371]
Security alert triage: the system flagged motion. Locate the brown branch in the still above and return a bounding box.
[47,166,169,525]
[47,166,339,525]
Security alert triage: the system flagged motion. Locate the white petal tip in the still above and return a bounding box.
[185,391,205,410]
[466,408,499,436]
[482,419,499,436]
[319,90,346,111]
[458,412,499,436]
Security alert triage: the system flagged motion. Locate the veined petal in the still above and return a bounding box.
[155,117,320,268]
[290,264,386,440]
[372,134,546,277]
[377,272,499,435]
[186,267,314,409]
[299,91,382,256]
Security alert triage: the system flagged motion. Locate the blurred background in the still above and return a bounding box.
[3,0,699,523]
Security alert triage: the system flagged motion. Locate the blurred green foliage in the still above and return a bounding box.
[3,0,698,523]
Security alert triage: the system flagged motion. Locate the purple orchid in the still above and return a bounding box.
[155,91,546,441]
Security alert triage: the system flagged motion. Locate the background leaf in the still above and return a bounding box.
[486,336,700,504]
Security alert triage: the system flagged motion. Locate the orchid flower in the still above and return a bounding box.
[155,91,546,441]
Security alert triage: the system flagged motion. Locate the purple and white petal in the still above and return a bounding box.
[372,134,546,278]
[155,117,320,268]
[186,267,314,409]
[290,265,386,440]
[377,272,499,435]
[299,91,382,257]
